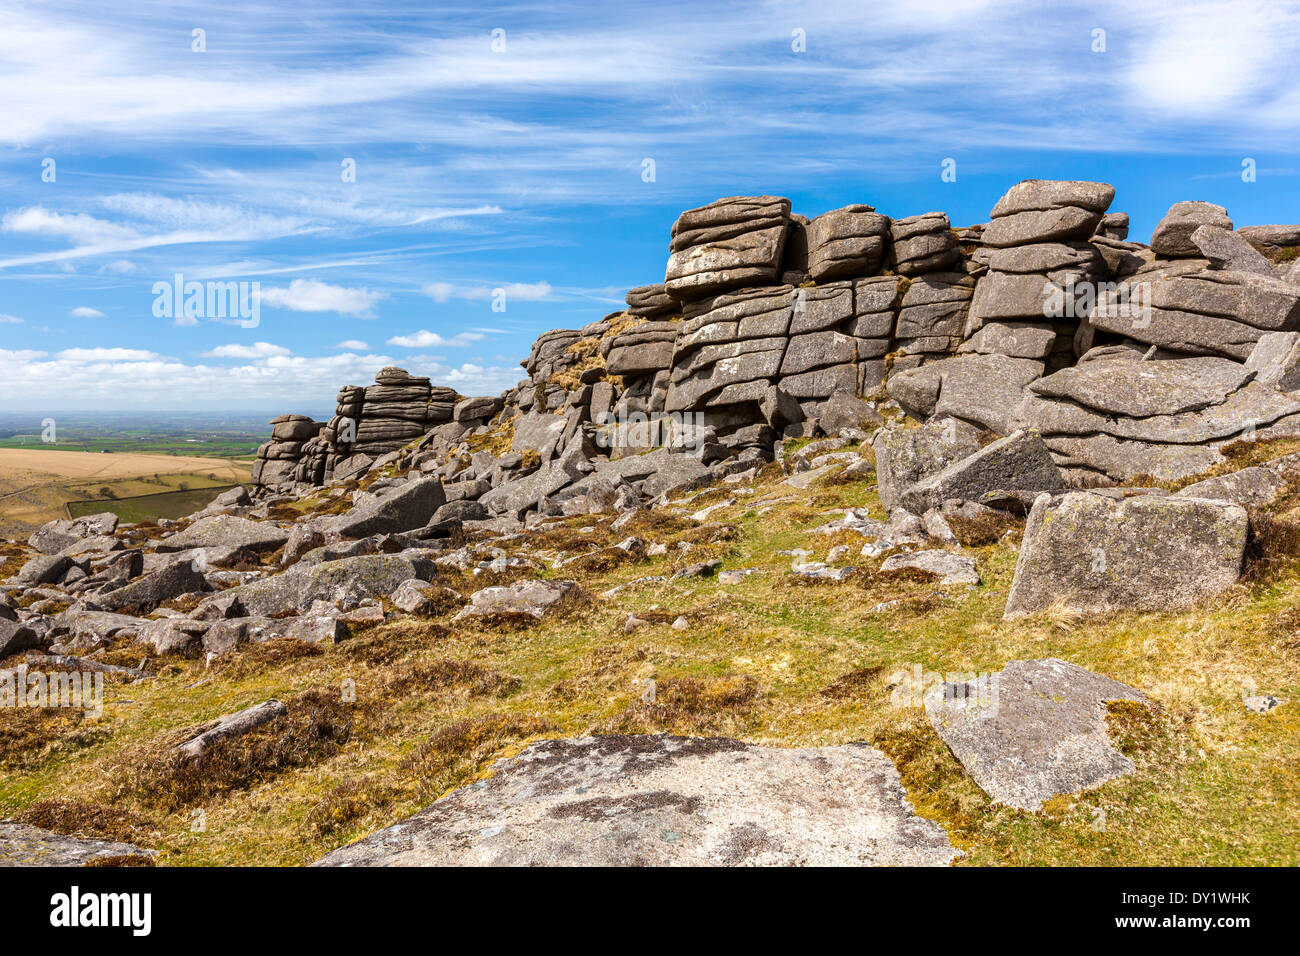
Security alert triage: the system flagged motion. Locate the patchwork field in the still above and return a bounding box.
[0,448,253,537]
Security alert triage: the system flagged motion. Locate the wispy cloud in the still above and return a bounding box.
[259,279,387,318]
[424,281,553,302]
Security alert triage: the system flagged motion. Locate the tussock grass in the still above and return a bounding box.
[0,708,109,769]
[118,687,363,811]
[403,712,554,799]
[18,799,160,846]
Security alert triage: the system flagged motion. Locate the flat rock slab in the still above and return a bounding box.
[881,549,979,585]
[455,579,581,621]
[156,514,290,553]
[314,734,958,866]
[926,659,1147,811]
[0,822,154,867]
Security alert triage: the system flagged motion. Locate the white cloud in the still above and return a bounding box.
[386,329,486,348]
[423,281,455,302]
[335,339,369,350]
[0,196,311,270]
[259,279,388,317]
[202,342,292,359]
[56,347,159,362]
[99,259,137,275]
[0,314,22,324]
[70,307,106,318]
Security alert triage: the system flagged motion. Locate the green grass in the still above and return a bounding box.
[1,449,1297,866]
[67,484,241,523]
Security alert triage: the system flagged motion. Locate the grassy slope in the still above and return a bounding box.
[1,445,1297,866]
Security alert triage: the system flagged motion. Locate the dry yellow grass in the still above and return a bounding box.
[0,448,250,535]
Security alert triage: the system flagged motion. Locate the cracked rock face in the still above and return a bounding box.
[926,658,1147,811]
[1014,356,1300,481]
[887,353,1046,435]
[313,734,958,866]
[1091,266,1300,361]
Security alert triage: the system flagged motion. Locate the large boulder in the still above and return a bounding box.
[1246,331,1300,391]
[889,213,959,275]
[0,822,155,867]
[28,513,118,555]
[156,515,290,553]
[15,553,71,585]
[897,430,1064,515]
[925,659,1147,811]
[1090,267,1300,361]
[0,618,42,659]
[805,204,891,281]
[664,196,791,300]
[886,353,1045,434]
[206,553,434,617]
[1150,201,1232,257]
[1175,452,1300,508]
[980,180,1113,249]
[312,735,958,866]
[872,416,985,512]
[96,558,211,612]
[1004,492,1248,617]
[1191,225,1276,277]
[330,477,447,538]
[455,579,582,622]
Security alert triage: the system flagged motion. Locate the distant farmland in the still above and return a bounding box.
[0,411,270,459]
[0,448,253,536]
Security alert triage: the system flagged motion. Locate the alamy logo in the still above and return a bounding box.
[152,272,261,328]
[49,886,151,936]
[1,665,103,718]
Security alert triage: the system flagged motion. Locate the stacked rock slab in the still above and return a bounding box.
[624,283,677,318]
[966,180,1115,371]
[602,319,679,414]
[663,277,900,430]
[664,196,791,302]
[805,205,891,282]
[253,368,472,492]
[1091,258,1300,361]
[890,213,959,276]
[354,368,436,456]
[249,183,1300,519]
[252,414,322,490]
[894,271,977,367]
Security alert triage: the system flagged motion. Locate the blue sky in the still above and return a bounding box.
[2,0,1300,413]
